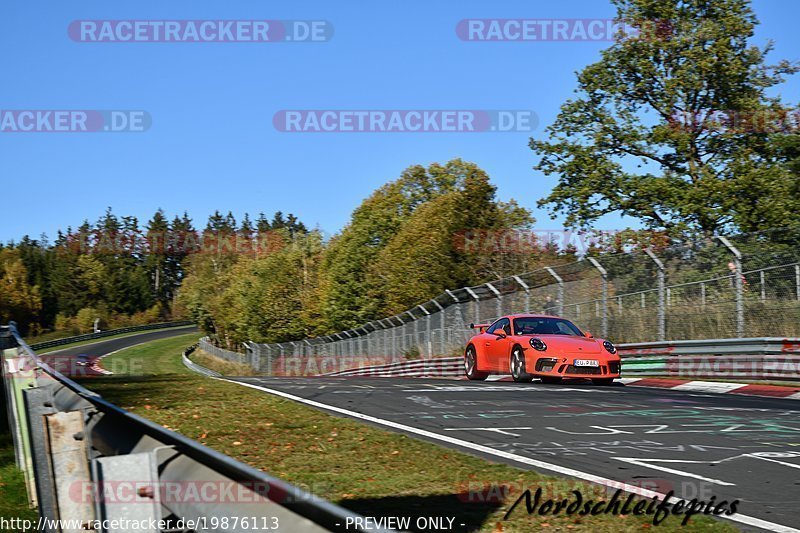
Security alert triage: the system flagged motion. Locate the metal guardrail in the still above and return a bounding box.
[315,337,800,382]
[182,344,222,378]
[28,321,195,351]
[1,322,385,533]
[618,337,800,380]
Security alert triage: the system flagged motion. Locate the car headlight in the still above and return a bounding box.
[530,338,547,351]
[603,340,617,354]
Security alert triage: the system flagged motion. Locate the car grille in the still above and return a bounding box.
[564,365,602,375]
[608,361,620,374]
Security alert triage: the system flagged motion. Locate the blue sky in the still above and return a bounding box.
[1,0,798,242]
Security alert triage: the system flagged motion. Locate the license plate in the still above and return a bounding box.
[574,359,599,367]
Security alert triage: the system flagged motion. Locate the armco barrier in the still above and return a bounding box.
[28,320,194,351]
[1,323,387,533]
[618,337,800,380]
[182,343,222,378]
[318,338,800,382]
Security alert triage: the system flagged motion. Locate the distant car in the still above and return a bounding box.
[464,314,621,385]
[75,354,91,367]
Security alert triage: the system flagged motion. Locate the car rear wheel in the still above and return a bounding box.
[540,376,562,384]
[510,347,533,383]
[464,345,487,381]
[592,378,615,386]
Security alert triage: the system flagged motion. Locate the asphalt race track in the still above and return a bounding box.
[35,326,197,377]
[228,376,800,532]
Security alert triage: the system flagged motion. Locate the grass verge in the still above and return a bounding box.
[76,334,737,532]
[0,433,37,522]
[191,349,258,376]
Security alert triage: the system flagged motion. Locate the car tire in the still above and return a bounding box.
[464,345,487,381]
[540,376,563,384]
[592,378,615,386]
[510,347,533,383]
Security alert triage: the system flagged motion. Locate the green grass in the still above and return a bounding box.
[0,433,36,522]
[74,334,739,532]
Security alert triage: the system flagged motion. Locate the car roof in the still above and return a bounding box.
[504,313,569,321]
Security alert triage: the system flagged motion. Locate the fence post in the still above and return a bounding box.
[796,264,800,301]
[431,299,445,356]
[464,287,480,324]
[717,236,744,338]
[446,290,460,347]
[418,305,431,357]
[545,267,564,316]
[485,283,502,319]
[406,311,416,355]
[513,276,530,313]
[644,248,666,341]
[388,318,397,357]
[587,257,608,338]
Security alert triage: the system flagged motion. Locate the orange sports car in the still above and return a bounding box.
[464,314,621,384]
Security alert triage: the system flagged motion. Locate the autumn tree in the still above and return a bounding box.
[531,0,799,238]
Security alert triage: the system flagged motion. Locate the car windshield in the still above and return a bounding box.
[513,317,583,336]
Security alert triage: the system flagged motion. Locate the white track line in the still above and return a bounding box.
[222,378,799,533]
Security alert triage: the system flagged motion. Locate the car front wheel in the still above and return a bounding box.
[510,347,533,383]
[464,345,487,381]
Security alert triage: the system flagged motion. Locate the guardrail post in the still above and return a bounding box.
[23,387,60,521]
[513,276,530,313]
[587,257,608,338]
[544,267,564,316]
[717,236,744,338]
[644,248,666,341]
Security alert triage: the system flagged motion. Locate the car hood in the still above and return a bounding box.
[532,335,604,355]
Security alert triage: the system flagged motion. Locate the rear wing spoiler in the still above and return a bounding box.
[469,323,490,333]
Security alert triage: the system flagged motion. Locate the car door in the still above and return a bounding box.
[484,318,512,371]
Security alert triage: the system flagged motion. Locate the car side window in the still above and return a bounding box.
[488,318,510,335]
[486,319,502,334]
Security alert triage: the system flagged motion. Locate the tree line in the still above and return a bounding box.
[0,208,307,338]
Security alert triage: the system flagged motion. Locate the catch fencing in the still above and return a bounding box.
[235,233,800,375]
[1,323,382,532]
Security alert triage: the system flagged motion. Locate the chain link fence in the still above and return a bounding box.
[202,233,800,375]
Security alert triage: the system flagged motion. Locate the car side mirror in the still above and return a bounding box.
[584,331,593,338]
[494,332,507,339]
